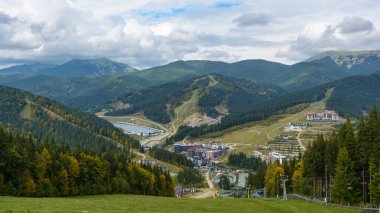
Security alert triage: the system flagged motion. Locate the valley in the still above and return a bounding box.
[1,50,380,211]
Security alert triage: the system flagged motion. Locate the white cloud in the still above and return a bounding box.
[0,0,379,67]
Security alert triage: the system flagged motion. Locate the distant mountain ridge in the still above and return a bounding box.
[1,50,379,112]
[40,58,138,78]
[0,58,137,78]
[0,63,57,75]
[135,59,346,92]
[306,50,380,75]
[105,74,284,124]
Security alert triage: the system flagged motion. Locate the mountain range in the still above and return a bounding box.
[105,74,284,123]
[0,58,137,78]
[1,50,380,119]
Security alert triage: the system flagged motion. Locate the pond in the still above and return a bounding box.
[112,122,161,135]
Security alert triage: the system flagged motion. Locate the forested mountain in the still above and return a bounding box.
[105,74,284,123]
[165,72,380,142]
[306,50,380,75]
[38,58,137,78]
[0,73,151,110]
[0,63,57,75]
[166,83,331,143]
[0,59,146,110]
[326,74,380,118]
[133,59,346,92]
[0,58,137,78]
[0,85,140,152]
[0,50,379,113]
[0,124,174,197]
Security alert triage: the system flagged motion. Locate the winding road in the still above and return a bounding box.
[108,115,172,147]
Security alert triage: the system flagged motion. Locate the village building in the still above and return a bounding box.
[306,110,339,121]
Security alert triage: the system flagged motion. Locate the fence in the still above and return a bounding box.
[288,194,380,212]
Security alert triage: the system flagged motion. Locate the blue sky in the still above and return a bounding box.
[0,0,379,68]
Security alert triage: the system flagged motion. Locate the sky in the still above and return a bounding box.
[0,0,379,69]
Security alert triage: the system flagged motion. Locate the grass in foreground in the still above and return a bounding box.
[0,195,358,213]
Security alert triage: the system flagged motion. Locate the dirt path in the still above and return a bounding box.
[297,132,306,151]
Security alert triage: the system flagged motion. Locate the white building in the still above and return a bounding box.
[269,152,286,164]
[306,110,339,121]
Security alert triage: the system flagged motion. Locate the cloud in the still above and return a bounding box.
[233,12,272,27]
[276,17,379,62]
[0,1,379,68]
[337,16,374,34]
[0,12,13,24]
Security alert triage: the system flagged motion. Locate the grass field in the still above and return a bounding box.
[200,100,324,152]
[0,195,359,213]
[171,89,200,133]
[199,93,332,155]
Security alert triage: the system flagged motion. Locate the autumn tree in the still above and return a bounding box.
[265,161,284,197]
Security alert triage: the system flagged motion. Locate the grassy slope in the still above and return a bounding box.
[200,90,335,154]
[171,89,200,133]
[0,195,358,213]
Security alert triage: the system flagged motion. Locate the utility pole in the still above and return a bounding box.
[313,177,316,199]
[247,184,251,199]
[325,165,328,205]
[329,175,332,203]
[281,175,289,200]
[362,171,365,204]
[277,174,280,198]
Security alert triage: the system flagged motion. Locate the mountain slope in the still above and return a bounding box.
[0,73,152,110]
[105,74,284,124]
[306,50,380,75]
[0,85,139,152]
[0,63,57,75]
[326,74,380,118]
[131,59,345,92]
[39,58,137,78]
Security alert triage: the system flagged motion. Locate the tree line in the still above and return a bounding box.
[177,167,204,186]
[0,125,174,197]
[148,147,193,167]
[264,108,380,205]
[228,152,267,171]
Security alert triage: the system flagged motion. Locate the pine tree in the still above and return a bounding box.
[369,156,380,204]
[333,147,359,204]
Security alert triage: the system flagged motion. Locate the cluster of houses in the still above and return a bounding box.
[306,110,339,121]
[174,142,229,166]
[284,123,309,132]
[175,186,198,197]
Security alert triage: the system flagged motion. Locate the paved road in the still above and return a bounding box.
[238,173,248,187]
[189,171,216,199]
[191,189,215,198]
[106,115,172,147]
[206,171,214,189]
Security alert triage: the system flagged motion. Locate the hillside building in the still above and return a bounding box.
[174,142,229,166]
[306,110,339,121]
